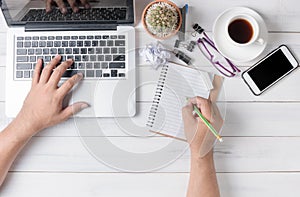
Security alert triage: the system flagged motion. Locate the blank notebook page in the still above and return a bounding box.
[147,63,212,140]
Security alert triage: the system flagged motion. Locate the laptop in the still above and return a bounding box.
[1,0,136,118]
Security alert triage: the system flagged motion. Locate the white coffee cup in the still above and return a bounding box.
[225,14,264,46]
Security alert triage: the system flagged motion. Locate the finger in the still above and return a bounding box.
[46,0,53,13]
[49,59,73,86]
[39,55,61,84]
[57,73,83,97]
[55,0,67,14]
[60,102,89,120]
[80,0,90,8]
[32,59,43,85]
[67,0,79,13]
[182,103,197,124]
[189,96,211,119]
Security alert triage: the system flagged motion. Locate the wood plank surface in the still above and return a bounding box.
[1,172,299,197]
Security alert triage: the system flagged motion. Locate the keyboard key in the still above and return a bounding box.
[54,41,61,47]
[47,41,53,47]
[119,47,125,54]
[79,36,86,39]
[96,70,102,77]
[109,62,125,69]
[48,36,55,40]
[90,55,96,61]
[16,71,23,78]
[32,41,38,47]
[87,36,94,39]
[62,41,68,47]
[81,48,87,54]
[111,70,118,77]
[111,48,117,54]
[50,48,57,54]
[66,48,72,54]
[82,55,89,61]
[118,35,125,39]
[28,49,35,55]
[86,70,95,78]
[33,36,39,40]
[101,62,108,69]
[17,56,28,62]
[113,55,125,61]
[17,42,23,48]
[63,36,70,40]
[110,35,117,39]
[69,41,76,47]
[99,40,106,46]
[115,40,125,46]
[17,49,27,55]
[17,37,24,41]
[103,73,110,77]
[78,63,85,69]
[90,40,97,47]
[44,56,51,62]
[94,63,101,69]
[119,73,125,77]
[24,42,31,47]
[86,63,93,69]
[58,48,64,54]
[107,40,114,46]
[36,49,42,55]
[75,55,81,61]
[71,36,78,40]
[73,48,80,54]
[95,35,101,39]
[24,71,31,78]
[103,35,109,39]
[84,41,91,47]
[96,48,102,54]
[56,36,62,40]
[97,55,104,61]
[30,56,36,62]
[43,48,50,54]
[77,41,83,47]
[17,63,31,70]
[103,48,110,54]
[105,55,112,61]
[88,48,95,54]
[40,36,47,40]
[39,41,46,47]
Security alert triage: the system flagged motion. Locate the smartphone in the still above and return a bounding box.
[242,45,299,95]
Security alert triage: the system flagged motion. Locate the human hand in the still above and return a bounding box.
[46,0,90,14]
[15,55,88,138]
[182,97,223,157]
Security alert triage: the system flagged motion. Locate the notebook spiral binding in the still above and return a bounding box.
[146,65,169,127]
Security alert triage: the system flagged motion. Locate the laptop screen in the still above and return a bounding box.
[1,0,134,26]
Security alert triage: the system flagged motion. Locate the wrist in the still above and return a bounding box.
[191,150,214,166]
[12,113,40,139]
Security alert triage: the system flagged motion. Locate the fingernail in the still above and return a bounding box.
[85,4,91,9]
[62,8,67,14]
[81,103,89,109]
[74,7,79,13]
[67,58,73,62]
[77,72,83,79]
[55,54,61,59]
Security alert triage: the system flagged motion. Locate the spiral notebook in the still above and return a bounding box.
[146,63,213,140]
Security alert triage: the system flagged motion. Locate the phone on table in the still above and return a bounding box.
[242,45,299,95]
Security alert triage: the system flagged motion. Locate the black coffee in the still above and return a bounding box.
[228,19,253,44]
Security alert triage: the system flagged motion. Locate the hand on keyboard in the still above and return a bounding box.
[16,55,89,135]
[46,0,90,14]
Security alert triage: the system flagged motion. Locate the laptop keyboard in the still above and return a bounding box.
[15,34,127,80]
[21,7,127,22]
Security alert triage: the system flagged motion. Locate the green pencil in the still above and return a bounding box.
[193,105,223,142]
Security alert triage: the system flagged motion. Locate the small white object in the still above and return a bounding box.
[139,42,171,69]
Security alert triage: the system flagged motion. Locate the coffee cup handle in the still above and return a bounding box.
[256,38,264,45]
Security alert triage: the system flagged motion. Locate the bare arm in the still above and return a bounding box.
[0,56,88,186]
[182,97,223,197]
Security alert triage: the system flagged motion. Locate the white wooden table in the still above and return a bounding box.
[1,0,300,196]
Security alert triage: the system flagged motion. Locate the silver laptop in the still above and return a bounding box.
[1,0,136,117]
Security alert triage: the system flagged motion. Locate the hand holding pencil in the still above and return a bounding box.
[182,96,224,157]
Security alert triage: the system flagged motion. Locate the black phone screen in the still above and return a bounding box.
[248,49,294,91]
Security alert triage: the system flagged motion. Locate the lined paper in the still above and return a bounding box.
[148,63,212,140]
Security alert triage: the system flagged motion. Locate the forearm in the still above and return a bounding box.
[187,152,220,197]
[0,118,34,186]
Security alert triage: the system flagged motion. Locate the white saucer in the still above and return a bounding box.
[212,7,268,62]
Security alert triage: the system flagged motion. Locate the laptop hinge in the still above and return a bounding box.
[25,22,118,32]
